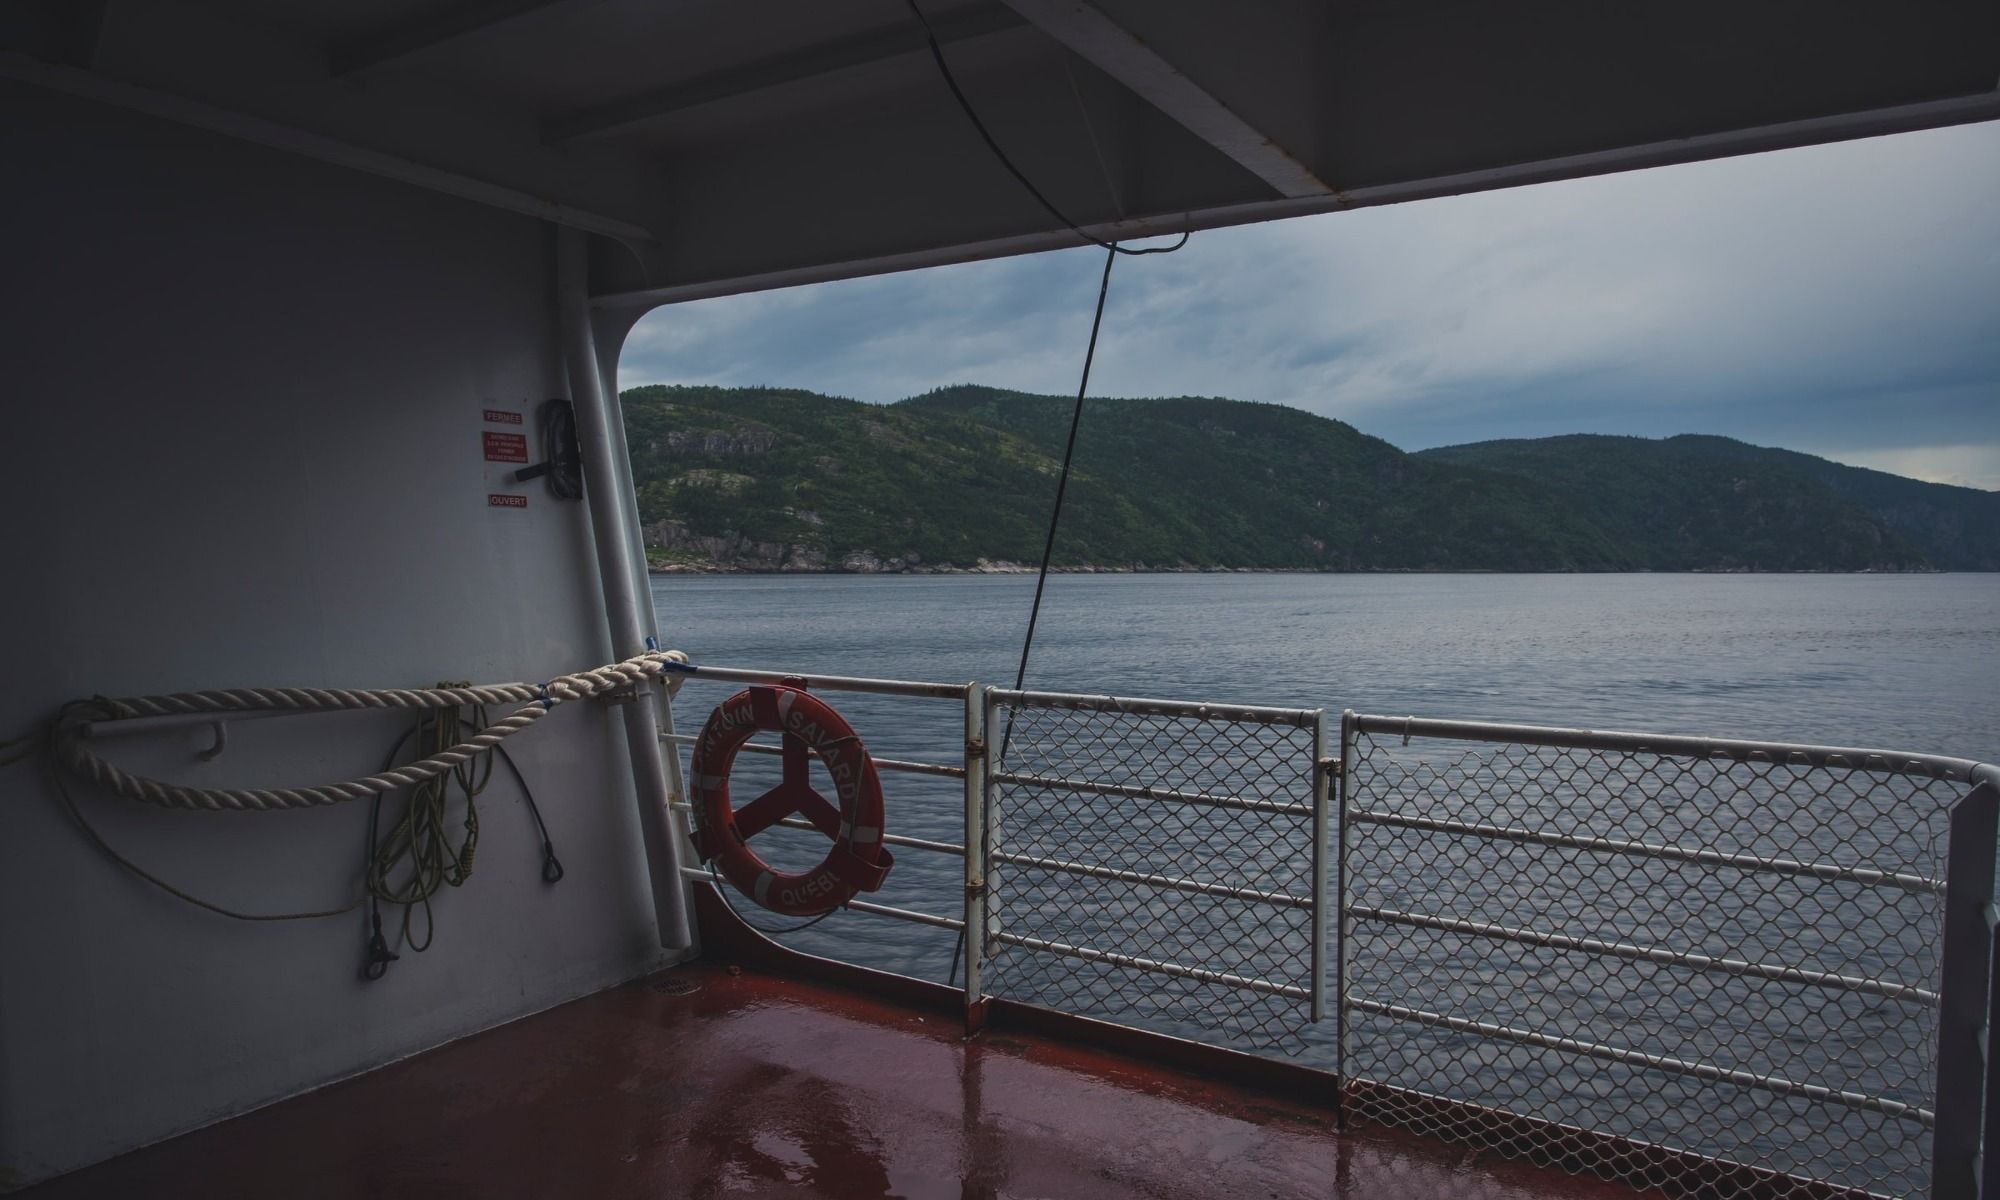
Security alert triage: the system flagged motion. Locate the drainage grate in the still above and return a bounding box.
[647,975,701,996]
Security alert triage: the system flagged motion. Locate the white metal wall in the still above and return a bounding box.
[0,82,679,1188]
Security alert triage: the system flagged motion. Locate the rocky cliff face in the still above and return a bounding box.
[643,519,1043,574]
[644,519,826,572]
[646,428,780,456]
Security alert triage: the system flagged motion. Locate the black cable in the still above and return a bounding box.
[909,0,1171,979]
[1012,243,1117,705]
[948,241,1122,987]
[705,860,840,936]
[490,738,566,884]
[905,0,1188,258]
[946,917,966,993]
[362,727,413,979]
[41,700,364,923]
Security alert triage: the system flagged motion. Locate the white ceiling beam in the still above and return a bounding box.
[999,0,1331,199]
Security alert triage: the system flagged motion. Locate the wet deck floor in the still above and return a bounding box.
[25,964,1646,1199]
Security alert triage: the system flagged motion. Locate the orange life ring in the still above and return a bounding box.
[687,684,892,916]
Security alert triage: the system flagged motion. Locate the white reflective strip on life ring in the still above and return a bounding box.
[849,825,881,844]
[776,689,797,721]
[753,871,774,905]
[697,774,726,791]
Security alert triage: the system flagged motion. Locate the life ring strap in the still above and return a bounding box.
[689,829,890,893]
[827,844,893,892]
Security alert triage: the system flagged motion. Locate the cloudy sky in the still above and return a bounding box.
[622,121,2000,490]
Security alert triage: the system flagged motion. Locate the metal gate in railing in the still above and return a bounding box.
[657,667,1335,1054]
[660,665,2000,1200]
[976,688,1331,1054]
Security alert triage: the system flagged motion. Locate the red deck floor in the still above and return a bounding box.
[25,963,1647,1199]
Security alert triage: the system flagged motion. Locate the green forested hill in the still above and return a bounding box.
[623,384,1987,573]
[1636,435,2000,570]
[1419,434,1997,570]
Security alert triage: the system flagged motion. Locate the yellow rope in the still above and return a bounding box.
[365,690,490,953]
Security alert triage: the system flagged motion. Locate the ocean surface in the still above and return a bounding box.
[652,572,1999,1194]
[652,568,1997,964]
[653,572,2000,758]
[652,569,1999,953]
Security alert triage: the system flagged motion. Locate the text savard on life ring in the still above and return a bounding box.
[688,684,893,916]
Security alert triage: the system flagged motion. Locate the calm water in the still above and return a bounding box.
[652,570,1997,970]
[654,572,1999,757]
[652,572,1999,1194]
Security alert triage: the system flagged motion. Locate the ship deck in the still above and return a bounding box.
[23,962,1646,1199]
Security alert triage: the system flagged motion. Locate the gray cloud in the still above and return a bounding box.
[621,121,2000,488]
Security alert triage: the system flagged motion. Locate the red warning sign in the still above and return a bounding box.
[483,408,524,425]
[488,494,528,509]
[483,431,529,463]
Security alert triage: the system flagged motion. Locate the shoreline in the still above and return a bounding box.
[647,562,1953,577]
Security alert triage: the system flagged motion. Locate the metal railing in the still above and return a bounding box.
[978,687,1331,1050]
[660,665,980,946]
[659,664,2000,1200]
[1341,713,1999,1200]
[656,666,1334,1045]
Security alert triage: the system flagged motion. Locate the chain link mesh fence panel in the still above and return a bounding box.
[982,694,1326,1054]
[1342,719,1972,1199]
[667,665,1996,1198]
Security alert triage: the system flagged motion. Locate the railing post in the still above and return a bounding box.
[1336,708,1355,1125]
[1934,779,1998,1200]
[1311,710,1331,1023]
[963,682,989,1033]
[1986,915,2000,1200]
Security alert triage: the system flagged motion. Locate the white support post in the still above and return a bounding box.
[558,226,692,952]
[963,683,990,1024]
[1336,708,1356,1123]
[1311,709,1331,1024]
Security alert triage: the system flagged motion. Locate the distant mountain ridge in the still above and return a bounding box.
[621,384,1993,573]
[1419,434,2000,571]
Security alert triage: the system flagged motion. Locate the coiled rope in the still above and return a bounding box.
[49,650,689,813]
[365,693,489,963]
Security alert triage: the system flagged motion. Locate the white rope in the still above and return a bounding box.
[56,651,690,812]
